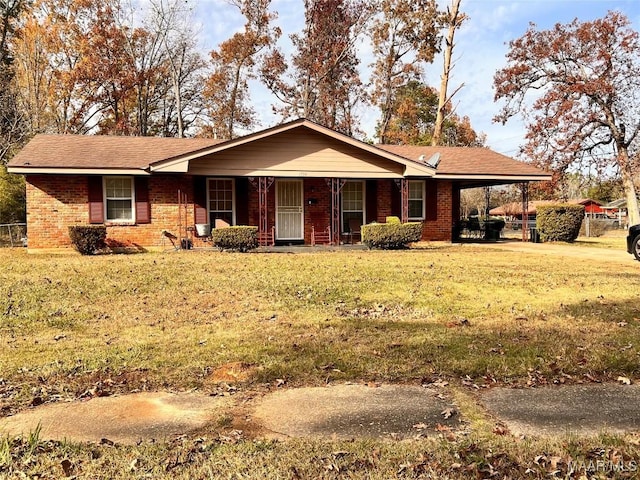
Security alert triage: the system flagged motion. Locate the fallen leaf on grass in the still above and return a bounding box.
[617,376,632,385]
[441,407,456,419]
[424,379,448,388]
[584,373,600,383]
[332,451,350,458]
[413,423,428,430]
[61,459,73,477]
[492,425,508,435]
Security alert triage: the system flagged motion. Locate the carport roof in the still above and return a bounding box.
[377,145,551,184]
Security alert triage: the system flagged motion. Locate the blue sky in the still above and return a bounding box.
[191,0,640,156]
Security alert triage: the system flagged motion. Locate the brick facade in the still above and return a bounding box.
[26,175,196,250]
[25,175,457,251]
[422,180,454,241]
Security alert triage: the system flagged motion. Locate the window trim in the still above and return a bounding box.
[103,176,135,223]
[408,179,426,221]
[341,180,366,230]
[207,177,236,227]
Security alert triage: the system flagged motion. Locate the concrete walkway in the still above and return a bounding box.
[2,383,640,444]
[481,384,640,437]
[252,384,458,440]
[469,239,632,264]
[0,392,231,445]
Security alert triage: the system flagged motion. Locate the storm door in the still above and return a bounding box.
[276,180,304,240]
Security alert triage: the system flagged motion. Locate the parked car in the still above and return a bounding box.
[626,224,640,260]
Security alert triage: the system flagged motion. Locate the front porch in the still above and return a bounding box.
[189,176,451,247]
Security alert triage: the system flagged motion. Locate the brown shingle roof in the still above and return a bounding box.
[376,145,548,177]
[8,134,223,170]
[8,130,550,181]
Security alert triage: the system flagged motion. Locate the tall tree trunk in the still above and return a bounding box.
[378,50,396,144]
[619,148,640,226]
[432,0,462,146]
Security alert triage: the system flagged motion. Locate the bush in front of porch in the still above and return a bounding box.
[361,221,422,249]
[211,226,258,252]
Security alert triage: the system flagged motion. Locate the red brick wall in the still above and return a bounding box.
[25,175,457,249]
[26,175,88,249]
[304,178,331,243]
[26,175,196,250]
[422,180,454,241]
[376,180,394,222]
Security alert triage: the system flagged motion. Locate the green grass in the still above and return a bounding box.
[1,243,640,478]
[573,228,628,249]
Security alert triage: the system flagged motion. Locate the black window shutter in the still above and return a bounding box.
[193,177,208,224]
[425,179,438,221]
[135,177,151,224]
[88,176,104,224]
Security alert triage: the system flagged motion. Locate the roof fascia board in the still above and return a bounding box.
[7,167,150,175]
[188,167,404,178]
[435,174,552,181]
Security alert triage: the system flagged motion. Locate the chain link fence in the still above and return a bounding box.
[0,223,27,247]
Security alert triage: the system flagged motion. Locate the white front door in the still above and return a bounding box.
[276,180,304,240]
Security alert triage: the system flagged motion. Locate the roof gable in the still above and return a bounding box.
[149,119,436,177]
[185,126,408,178]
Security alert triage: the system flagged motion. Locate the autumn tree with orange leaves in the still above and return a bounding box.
[0,0,27,163]
[381,80,484,146]
[204,0,279,139]
[11,0,205,137]
[369,0,440,144]
[494,11,640,225]
[260,0,369,136]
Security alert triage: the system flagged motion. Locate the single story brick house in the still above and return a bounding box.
[7,119,551,251]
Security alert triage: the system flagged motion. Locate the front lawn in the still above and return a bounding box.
[1,244,639,478]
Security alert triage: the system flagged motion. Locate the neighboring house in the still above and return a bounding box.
[7,119,551,251]
[490,198,604,220]
[601,198,640,227]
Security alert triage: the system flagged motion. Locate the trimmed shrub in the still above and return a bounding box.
[68,225,107,255]
[537,204,584,242]
[211,226,258,252]
[361,222,422,249]
[385,216,401,224]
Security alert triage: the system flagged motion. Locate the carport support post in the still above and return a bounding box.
[521,182,529,242]
[484,186,491,219]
